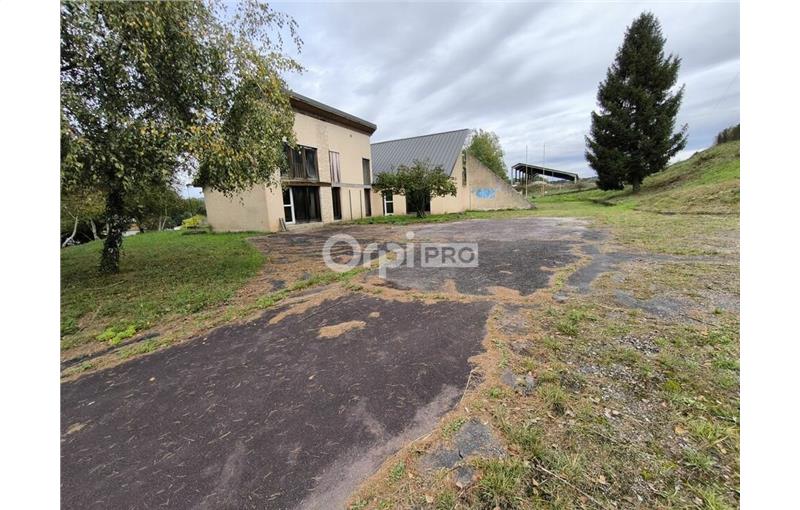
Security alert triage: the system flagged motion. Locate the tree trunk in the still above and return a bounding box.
[89,219,99,240]
[632,179,642,193]
[62,213,79,248]
[100,186,126,274]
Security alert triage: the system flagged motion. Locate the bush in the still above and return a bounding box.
[181,215,207,229]
[715,124,740,145]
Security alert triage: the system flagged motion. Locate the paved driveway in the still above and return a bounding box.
[61,217,595,509]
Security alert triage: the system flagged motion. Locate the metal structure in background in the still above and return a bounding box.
[511,163,579,185]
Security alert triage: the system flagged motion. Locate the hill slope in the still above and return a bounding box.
[539,141,740,215]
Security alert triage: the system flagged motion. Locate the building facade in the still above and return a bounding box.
[371,129,531,216]
[204,92,379,232]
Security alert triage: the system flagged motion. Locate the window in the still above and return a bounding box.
[362,158,371,185]
[283,186,321,224]
[282,187,295,224]
[329,151,341,183]
[332,187,342,220]
[383,192,394,215]
[364,189,372,217]
[282,144,319,181]
[291,186,321,223]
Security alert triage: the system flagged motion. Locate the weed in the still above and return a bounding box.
[434,490,456,510]
[97,324,137,346]
[538,383,568,414]
[388,461,406,483]
[474,459,526,509]
[441,418,466,439]
[683,448,715,473]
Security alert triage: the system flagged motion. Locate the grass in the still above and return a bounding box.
[348,142,739,509]
[61,230,265,350]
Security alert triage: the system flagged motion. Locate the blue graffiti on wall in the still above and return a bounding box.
[474,188,497,199]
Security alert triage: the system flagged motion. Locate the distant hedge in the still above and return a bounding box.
[715,124,740,145]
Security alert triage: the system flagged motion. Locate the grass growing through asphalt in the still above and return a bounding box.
[347,142,739,509]
[61,231,265,350]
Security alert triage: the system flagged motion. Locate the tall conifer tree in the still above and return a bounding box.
[586,12,687,191]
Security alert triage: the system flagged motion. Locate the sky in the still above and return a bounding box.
[187,1,739,197]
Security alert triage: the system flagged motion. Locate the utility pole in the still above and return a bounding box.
[524,144,529,198]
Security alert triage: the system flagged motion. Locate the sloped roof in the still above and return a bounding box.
[371,129,471,176]
[289,91,376,135]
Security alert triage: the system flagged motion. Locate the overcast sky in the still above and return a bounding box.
[188,1,739,196]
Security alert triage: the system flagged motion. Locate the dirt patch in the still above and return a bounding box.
[318,320,366,338]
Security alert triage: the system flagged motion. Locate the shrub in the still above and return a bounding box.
[181,214,207,229]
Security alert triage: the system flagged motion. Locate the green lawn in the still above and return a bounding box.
[61,231,264,350]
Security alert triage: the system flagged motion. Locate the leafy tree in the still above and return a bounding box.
[467,129,509,182]
[585,12,687,192]
[61,1,301,272]
[129,185,186,232]
[61,186,105,247]
[372,161,457,218]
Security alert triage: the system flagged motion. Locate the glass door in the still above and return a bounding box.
[282,187,295,224]
[383,192,394,215]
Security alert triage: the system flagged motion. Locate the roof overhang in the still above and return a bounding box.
[289,91,377,136]
[511,163,579,182]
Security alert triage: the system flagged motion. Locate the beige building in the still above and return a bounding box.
[370,129,531,216]
[204,96,530,232]
[204,92,379,232]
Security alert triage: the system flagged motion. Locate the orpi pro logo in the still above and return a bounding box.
[322,231,478,278]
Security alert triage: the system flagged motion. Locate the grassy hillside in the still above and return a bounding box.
[538,141,740,215]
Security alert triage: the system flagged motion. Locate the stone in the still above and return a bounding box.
[500,369,516,388]
[522,374,536,395]
[453,465,476,489]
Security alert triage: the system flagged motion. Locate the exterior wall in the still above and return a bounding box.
[204,183,270,232]
[427,151,529,214]
[372,188,407,216]
[205,109,374,232]
[465,153,532,210]
[429,153,468,215]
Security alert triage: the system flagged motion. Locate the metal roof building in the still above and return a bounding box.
[371,129,471,176]
[511,163,579,182]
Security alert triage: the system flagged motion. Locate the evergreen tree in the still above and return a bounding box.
[585,12,687,191]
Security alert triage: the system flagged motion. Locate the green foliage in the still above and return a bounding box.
[97,325,137,346]
[371,161,457,218]
[61,231,264,349]
[474,459,526,508]
[585,12,687,192]
[467,129,509,182]
[181,214,207,229]
[388,461,406,483]
[715,124,740,145]
[61,1,301,272]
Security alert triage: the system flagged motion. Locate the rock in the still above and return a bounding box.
[453,465,476,489]
[419,420,506,472]
[522,374,536,395]
[453,420,507,459]
[500,369,516,388]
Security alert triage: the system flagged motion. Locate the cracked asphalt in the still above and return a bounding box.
[61,217,599,509]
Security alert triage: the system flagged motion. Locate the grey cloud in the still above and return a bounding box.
[275,1,739,179]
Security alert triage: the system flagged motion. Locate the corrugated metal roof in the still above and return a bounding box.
[371,129,471,176]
